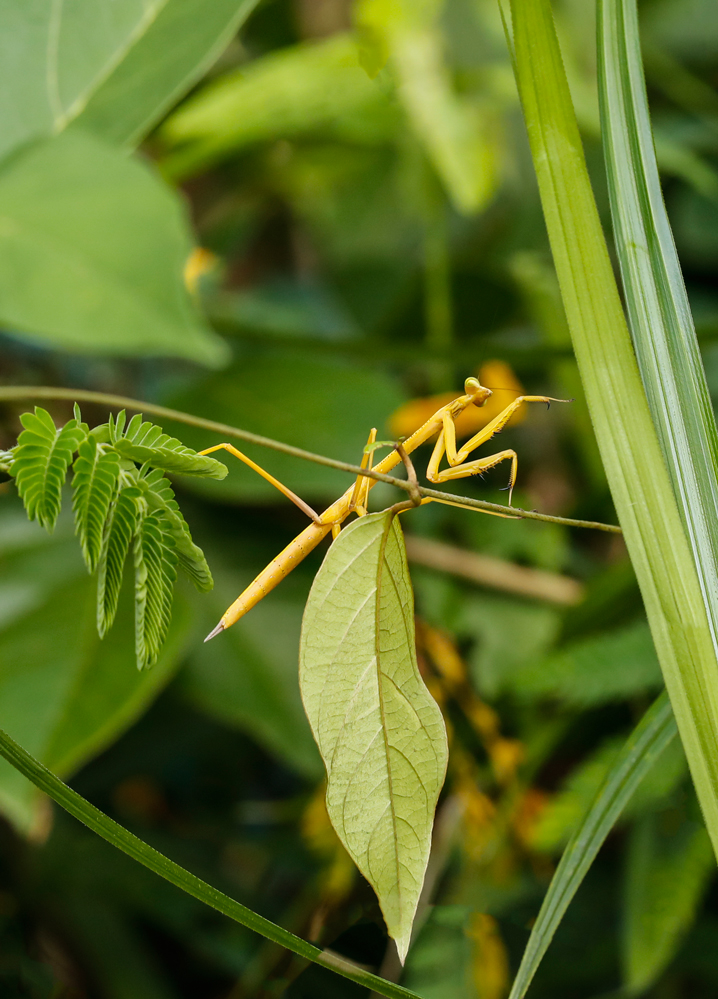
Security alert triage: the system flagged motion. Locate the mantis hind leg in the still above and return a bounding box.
[198,443,321,524]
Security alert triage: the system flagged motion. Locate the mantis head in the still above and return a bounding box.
[464,376,492,407]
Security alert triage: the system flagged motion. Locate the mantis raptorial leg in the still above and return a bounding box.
[202,378,570,641]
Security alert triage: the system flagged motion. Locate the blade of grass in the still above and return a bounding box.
[0,726,424,999]
[598,0,718,673]
[508,693,677,999]
[509,0,718,870]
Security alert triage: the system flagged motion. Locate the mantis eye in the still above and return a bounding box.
[464,377,481,393]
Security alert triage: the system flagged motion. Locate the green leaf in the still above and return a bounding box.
[0,130,227,365]
[510,0,718,875]
[160,33,394,178]
[12,407,86,530]
[133,510,178,669]
[532,734,687,853]
[72,0,262,148]
[507,694,677,999]
[111,412,228,479]
[72,435,121,573]
[0,0,164,161]
[355,0,498,214]
[138,466,213,592]
[0,515,189,833]
[512,621,663,707]
[299,510,448,962]
[97,486,141,639]
[623,807,714,995]
[181,578,321,779]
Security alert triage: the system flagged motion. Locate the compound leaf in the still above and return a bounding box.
[299,510,448,963]
[112,413,227,479]
[97,485,141,639]
[134,509,178,669]
[12,408,86,531]
[72,435,121,573]
[139,467,213,592]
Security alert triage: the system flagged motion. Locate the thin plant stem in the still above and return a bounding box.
[0,386,621,534]
[0,726,424,999]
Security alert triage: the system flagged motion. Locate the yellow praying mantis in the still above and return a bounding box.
[200,376,569,642]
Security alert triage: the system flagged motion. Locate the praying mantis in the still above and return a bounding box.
[200,376,569,642]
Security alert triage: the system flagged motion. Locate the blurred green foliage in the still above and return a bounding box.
[1,0,718,996]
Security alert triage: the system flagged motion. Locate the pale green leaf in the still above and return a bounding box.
[72,435,121,573]
[508,694,677,999]
[0,130,227,365]
[0,0,164,161]
[623,808,714,995]
[73,0,262,148]
[299,510,448,962]
[12,407,86,530]
[133,509,178,669]
[97,486,141,638]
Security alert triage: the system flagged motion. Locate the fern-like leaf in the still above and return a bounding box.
[11,408,87,530]
[138,467,213,591]
[72,437,121,573]
[0,449,14,474]
[133,509,178,669]
[111,412,227,479]
[97,485,141,638]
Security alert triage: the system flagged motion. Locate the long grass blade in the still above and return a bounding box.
[0,727,424,999]
[508,0,718,861]
[598,0,718,704]
[508,693,677,999]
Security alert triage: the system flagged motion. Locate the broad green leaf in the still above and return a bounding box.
[160,33,395,178]
[510,0,718,877]
[73,0,261,148]
[507,694,677,999]
[512,621,662,707]
[0,0,164,161]
[623,807,714,995]
[97,486,141,639]
[355,0,498,214]
[12,407,86,530]
[163,350,406,502]
[599,0,718,730]
[181,577,322,779]
[133,509,178,669]
[0,130,227,365]
[299,510,448,962]
[0,513,189,832]
[72,436,121,573]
